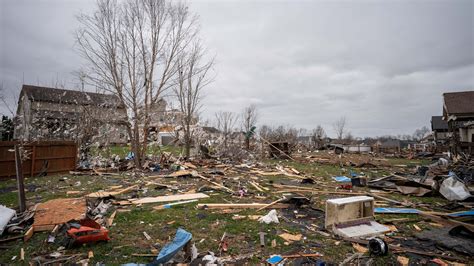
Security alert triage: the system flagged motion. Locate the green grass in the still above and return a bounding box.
[0,155,468,265]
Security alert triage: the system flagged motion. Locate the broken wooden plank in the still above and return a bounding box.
[130,193,209,204]
[257,198,285,212]
[66,191,82,195]
[143,231,151,240]
[278,233,302,242]
[132,253,158,257]
[197,175,233,193]
[250,181,269,191]
[23,227,34,242]
[249,181,264,192]
[368,193,410,207]
[274,189,366,196]
[197,203,290,209]
[281,253,322,259]
[106,211,117,227]
[0,235,23,243]
[152,199,198,210]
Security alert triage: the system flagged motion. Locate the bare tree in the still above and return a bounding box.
[76,0,198,167]
[216,111,237,150]
[311,125,326,148]
[333,116,347,141]
[344,131,354,144]
[174,42,214,158]
[412,126,430,141]
[0,82,16,117]
[241,104,258,150]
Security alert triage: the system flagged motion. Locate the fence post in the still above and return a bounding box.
[15,144,26,212]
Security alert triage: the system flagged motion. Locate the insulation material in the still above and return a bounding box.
[0,205,16,235]
[439,176,471,201]
[258,209,279,224]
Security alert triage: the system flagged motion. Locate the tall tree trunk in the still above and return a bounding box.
[184,130,190,159]
[132,121,141,168]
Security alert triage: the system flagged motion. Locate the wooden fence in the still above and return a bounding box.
[0,141,77,179]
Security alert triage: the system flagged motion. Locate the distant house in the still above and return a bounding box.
[443,91,474,154]
[374,139,401,153]
[296,136,313,147]
[431,115,449,144]
[201,126,221,143]
[14,85,128,144]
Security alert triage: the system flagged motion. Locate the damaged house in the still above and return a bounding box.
[145,99,199,145]
[431,115,449,144]
[443,91,474,154]
[14,85,128,144]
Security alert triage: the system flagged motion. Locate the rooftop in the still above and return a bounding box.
[431,116,448,130]
[443,90,474,116]
[20,85,125,109]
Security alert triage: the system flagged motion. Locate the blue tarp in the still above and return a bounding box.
[266,255,283,264]
[152,228,192,265]
[332,176,351,182]
[447,210,474,217]
[374,207,421,214]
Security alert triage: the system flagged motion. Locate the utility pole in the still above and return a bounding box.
[14,144,26,212]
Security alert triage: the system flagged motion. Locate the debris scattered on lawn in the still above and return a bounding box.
[2,142,473,265]
[258,209,279,224]
[278,232,302,243]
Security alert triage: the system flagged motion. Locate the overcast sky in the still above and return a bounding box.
[1,0,473,138]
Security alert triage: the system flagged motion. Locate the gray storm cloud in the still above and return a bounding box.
[1,0,473,137]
